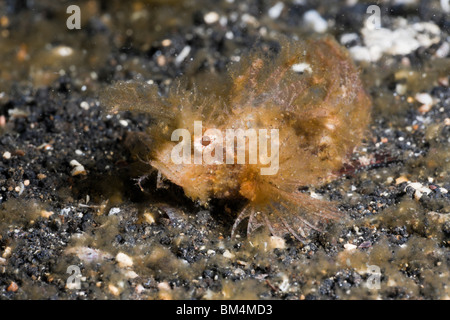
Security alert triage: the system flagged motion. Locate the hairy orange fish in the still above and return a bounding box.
[100,36,372,242]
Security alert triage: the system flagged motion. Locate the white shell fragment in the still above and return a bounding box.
[69,159,87,176]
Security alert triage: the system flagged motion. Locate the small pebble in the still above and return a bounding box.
[396,176,409,185]
[3,151,11,159]
[340,33,359,45]
[292,62,312,74]
[406,182,432,200]
[438,77,449,86]
[7,282,19,292]
[241,14,259,27]
[108,207,121,216]
[2,247,12,258]
[359,241,372,249]
[156,55,166,67]
[157,282,171,291]
[279,275,290,292]
[116,252,134,268]
[396,83,407,95]
[418,104,432,113]
[37,173,47,180]
[69,159,87,176]
[435,41,450,58]
[269,236,286,249]
[415,93,433,105]
[344,243,357,251]
[234,268,245,276]
[54,46,73,57]
[303,10,327,33]
[123,270,138,279]
[175,46,191,66]
[268,2,284,19]
[135,284,145,294]
[15,183,24,195]
[223,250,234,259]
[14,149,25,156]
[40,210,54,219]
[161,39,172,46]
[108,284,120,296]
[204,11,219,24]
[80,101,89,110]
[143,212,155,224]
